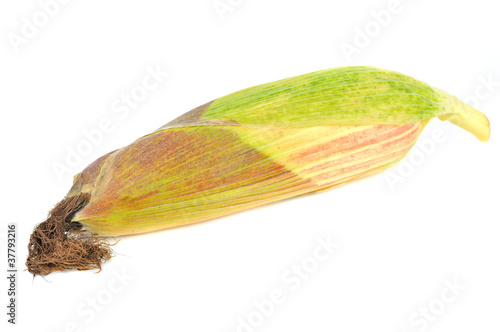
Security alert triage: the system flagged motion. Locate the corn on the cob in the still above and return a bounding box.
[27,66,490,275]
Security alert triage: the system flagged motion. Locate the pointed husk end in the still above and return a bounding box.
[438,94,491,142]
[26,193,113,276]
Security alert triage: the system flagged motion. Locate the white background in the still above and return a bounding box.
[1,0,499,331]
